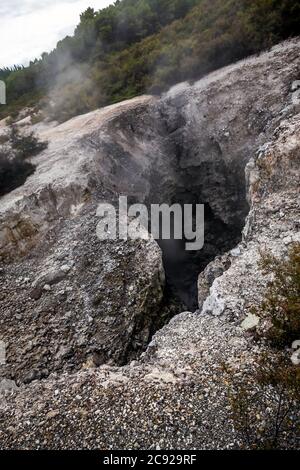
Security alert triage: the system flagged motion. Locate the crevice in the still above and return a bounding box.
[143,137,249,311]
[156,199,248,311]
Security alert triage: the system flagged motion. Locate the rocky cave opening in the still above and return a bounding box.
[91,102,252,315]
[145,160,250,312]
[156,201,247,311]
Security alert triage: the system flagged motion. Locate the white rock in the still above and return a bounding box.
[241,314,260,331]
[230,247,241,257]
[291,340,300,365]
[61,265,71,273]
[202,290,225,316]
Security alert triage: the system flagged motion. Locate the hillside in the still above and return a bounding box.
[1,0,300,122]
[0,38,299,449]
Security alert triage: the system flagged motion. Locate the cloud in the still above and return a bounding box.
[0,0,113,67]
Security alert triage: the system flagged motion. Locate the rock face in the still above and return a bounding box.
[0,39,299,449]
[0,96,154,259]
[0,97,167,381]
[201,113,300,320]
[0,202,165,381]
[1,39,299,308]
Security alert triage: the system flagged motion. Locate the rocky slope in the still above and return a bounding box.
[0,38,299,449]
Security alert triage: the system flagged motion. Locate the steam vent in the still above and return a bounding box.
[0,36,300,450]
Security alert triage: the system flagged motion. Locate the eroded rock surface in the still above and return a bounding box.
[0,38,299,449]
[1,39,299,307]
[0,202,165,381]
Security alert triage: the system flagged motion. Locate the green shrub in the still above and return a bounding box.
[10,126,48,159]
[228,354,300,449]
[0,127,48,197]
[0,149,35,197]
[257,243,300,348]
[1,0,300,121]
[226,243,300,449]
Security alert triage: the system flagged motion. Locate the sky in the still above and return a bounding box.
[0,0,113,68]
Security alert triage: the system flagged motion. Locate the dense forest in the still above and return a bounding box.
[0,0,300,122]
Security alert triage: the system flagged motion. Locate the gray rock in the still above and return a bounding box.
[33,269,67,288]
[0,379,18,395]
[291,80,300,92]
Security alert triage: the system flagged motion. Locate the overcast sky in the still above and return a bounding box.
[0,0,113,68]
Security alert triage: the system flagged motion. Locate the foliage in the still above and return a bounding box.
[0,65,25,81]
[0,0,300,121]
[0,149,35,197]
[228,354,300,449]
[256,243,300,347]
[227,243,300,449]
[0,127,48,197]
[9,126,48,159]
